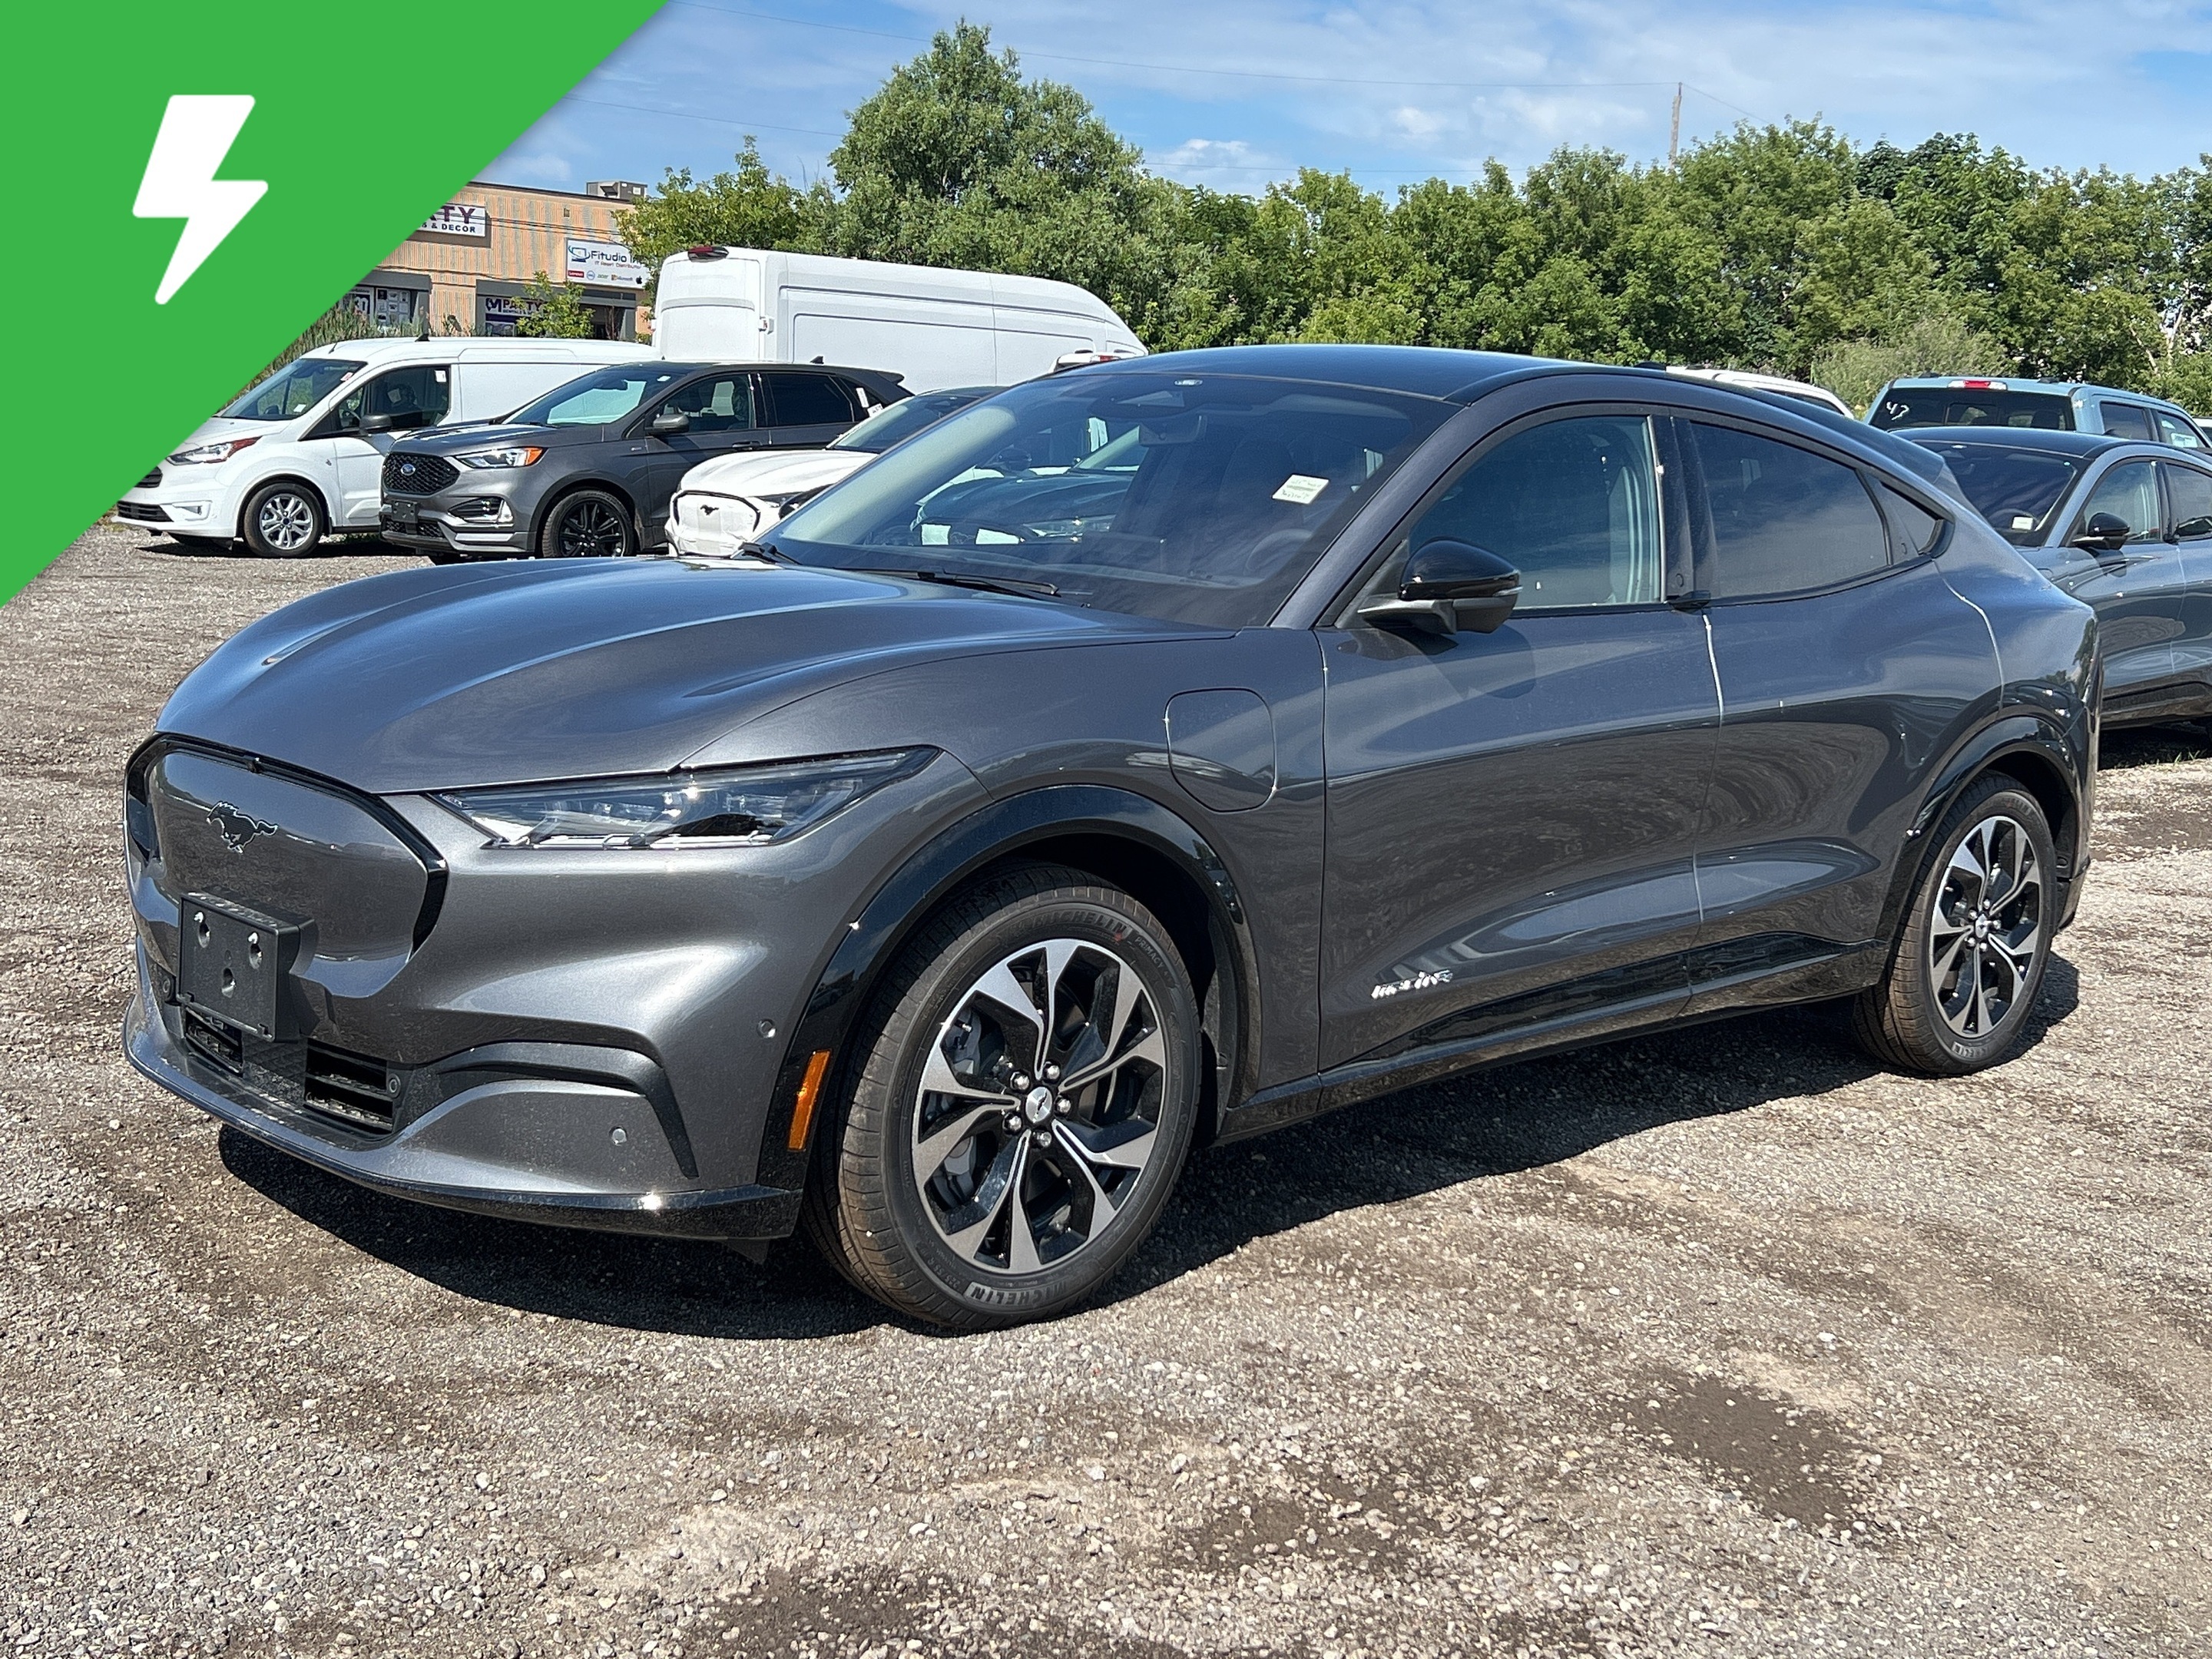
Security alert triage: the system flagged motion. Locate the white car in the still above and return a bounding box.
[666,385,998,556]
[118,337,651,557]
[1664,365,1856,418]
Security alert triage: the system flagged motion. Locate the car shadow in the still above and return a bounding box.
[217,953,2081,1341]
[2099,724,2210,770]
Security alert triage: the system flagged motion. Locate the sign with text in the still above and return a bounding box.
[419,204,488,237]
[567,237,649,289]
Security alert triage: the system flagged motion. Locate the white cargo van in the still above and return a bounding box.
[652,248,1144,391]
[118,336,652,557]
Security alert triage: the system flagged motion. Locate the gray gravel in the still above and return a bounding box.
[3,522,2209,1659]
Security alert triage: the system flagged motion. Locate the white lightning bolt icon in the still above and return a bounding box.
[133,95,269,305]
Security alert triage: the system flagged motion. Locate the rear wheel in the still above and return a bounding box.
[804,865,1201,1329]
[1853,775,2055,1075]
[538,490,635,558]
[240,483,324,558]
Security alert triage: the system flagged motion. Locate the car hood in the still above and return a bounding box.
[678,447,869,498]
[155,558,1203,794]
[395,421,598,455]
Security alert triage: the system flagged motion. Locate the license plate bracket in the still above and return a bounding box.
[177,894,303,1040]
[386,499,420,529]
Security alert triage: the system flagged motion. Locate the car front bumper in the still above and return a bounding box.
[379,491,531,557]
[124,737,992,1240]
[118,475,235,536]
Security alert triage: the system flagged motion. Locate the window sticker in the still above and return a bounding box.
[1273,473,1328,505]
[2012,514,2036,529]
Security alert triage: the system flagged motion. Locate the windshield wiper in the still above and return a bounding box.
[736,539,800,565]
[857,567,1060,598]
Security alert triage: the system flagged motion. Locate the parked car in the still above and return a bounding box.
[118,338,654,557]
[125,345,2096,1330]
[1869,376,2208,449]
[667,386,1000,555]
[1908,426,2212,727]
[1663,366,1855,417]
[653,247,1145,389]
[376,361,909,561]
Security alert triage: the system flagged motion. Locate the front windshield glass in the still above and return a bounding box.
[221,356,365,422]
[1872,388,2074,432]
[508,366,692,427]
[831,389,993,455]
[1921,442,2085,544]
[765,370,1460,627]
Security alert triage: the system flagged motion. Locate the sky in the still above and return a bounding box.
[488,0,2212,199]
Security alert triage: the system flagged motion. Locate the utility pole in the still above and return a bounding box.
[1669,81,1683,166]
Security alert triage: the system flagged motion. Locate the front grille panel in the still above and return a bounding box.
[304,1045,399,1131]
[137,467,163,489]
[182,1007,399,1136]
[383,452,459,495]
[118,502,171,523]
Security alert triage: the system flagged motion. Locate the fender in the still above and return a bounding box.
[1873,708,2091,948]
[754,784,1260,1193]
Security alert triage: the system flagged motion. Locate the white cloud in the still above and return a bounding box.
[491,147,575,185]
[1151,137,1295,187]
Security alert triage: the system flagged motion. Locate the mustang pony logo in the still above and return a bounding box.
[1372,969,1452,1000]
[207,801,277,852]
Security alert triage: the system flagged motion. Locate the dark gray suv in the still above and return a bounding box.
[377,361,909,561]
[126,346,2098,1329]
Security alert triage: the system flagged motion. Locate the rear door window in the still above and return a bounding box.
[2163,463,2212,541]
[764,373,863,428]
[2099,403,2156,442]
[2155,411,2207,451]
[1689,423,1891,598]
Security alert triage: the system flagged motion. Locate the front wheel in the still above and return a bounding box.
[538,490,636,558]
[240,483,325,558]
[805,865,1202,1329]
[1853,775,2055,1075]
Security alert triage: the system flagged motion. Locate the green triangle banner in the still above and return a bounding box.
[1,2,666,604]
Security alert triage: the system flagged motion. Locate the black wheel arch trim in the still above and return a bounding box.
[1877,710,2089,947]
[758,783,1260,1193]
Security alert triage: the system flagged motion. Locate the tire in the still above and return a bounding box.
[803,863,1202,1330]
[537,490,636,558]
[1853,774,2056,1075]
[240,482,325,558]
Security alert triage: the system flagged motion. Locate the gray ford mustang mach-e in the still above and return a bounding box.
[124,346,2099,1329]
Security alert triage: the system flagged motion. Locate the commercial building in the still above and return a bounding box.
[345,180,654,340]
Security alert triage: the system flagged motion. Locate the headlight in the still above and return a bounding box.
[432,750,932,849]
[455,445,545,469]
[168,435,260,465]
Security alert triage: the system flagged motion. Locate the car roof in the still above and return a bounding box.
[1078,343,1568,402]
[1902,426,2128,457]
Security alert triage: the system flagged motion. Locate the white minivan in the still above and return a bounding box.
[652,247,1144,391]
[118,336,652,557]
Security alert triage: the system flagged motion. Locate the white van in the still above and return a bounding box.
[118,336,653,556]
[652,248,1144,391]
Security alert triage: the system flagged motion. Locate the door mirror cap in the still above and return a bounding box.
[1359,538,1522,636]
[651,409,691,435]
[2069,511,2131,553]
[357,412,396,435]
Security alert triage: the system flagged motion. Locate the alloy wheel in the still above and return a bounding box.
[911,939,1168,1276]
[256,493,316,552]
[556,500,628,557]
[1927,812,2045,1040]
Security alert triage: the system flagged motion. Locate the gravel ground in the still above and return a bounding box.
[3,523,2209,1659]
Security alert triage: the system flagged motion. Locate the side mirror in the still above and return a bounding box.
[358,412,396,434]
[2069,511,2131,554]
[1358,539,1522,636]
[651,409,691,435]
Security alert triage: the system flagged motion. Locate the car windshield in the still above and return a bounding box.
[764,370,1459,627]
[1872,388,2074,432]
[830,389,995,455]
[1920,442,2085,544]
[221,356,366,422]
[508,365,694,427]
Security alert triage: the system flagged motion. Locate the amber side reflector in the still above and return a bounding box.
[786,1049,833,1151]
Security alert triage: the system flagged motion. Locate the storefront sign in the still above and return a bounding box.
[567,237,650,289]
[419,204,489,238]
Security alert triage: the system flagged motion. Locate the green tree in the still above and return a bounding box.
[618,137,809,271]
[1809,309,2013,414]
[512,272,596,338]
